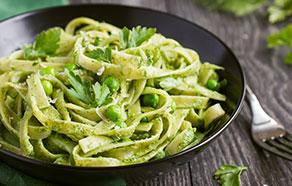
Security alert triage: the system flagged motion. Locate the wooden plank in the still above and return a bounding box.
[131,164,192,186]
[165,0,292,185]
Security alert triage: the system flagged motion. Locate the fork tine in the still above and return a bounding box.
[266,139,292,155]
[258,141,292,161]
[276,136,292,149]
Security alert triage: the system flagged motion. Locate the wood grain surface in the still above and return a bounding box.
[69,0,292,185]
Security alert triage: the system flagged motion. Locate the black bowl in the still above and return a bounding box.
[0,4,245,186]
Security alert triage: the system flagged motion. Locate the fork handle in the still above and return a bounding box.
[245,85,271,125]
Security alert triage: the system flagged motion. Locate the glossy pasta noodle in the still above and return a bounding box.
[0,17,227,166]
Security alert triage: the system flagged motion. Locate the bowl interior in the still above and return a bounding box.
[0,4,245,183]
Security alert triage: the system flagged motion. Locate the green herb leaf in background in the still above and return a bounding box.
[195,0,292,23]
[23,28,61,59]
[195,0,265,17]
[267,24,292,64]
[214,164,248,186]
[195,0,292,64]
[268,0,292,23]
[119,26,156,49]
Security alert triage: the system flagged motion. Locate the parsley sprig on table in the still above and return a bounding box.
[119,26,156,49]
[23,28,61,59]
[64,68,111,107]
[214,164,248,186]
[195,0,292,23]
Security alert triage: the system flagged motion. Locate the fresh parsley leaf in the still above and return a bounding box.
[97,84,111,107]
[120,27,131,49]
[268,0,292,23]
[103,97,113,105]
[267,24,292,64]
[23,28,61,59]
[92,82,101,102]
[65,69,113,107]
[195,0,265,17]
[92,82,111,107]
[23,44,45,59]
[214,164,247,186]
[119,26,156,49]
[35,28,61,55]
[131,26,156,47]
[87,47,112,63]
[93,38,103,46]
[64,68,93,104]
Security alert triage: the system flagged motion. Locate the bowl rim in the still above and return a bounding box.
[0,3,246,170]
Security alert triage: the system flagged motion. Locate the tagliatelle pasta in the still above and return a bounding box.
[0,17,227,166]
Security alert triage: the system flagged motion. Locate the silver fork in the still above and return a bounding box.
[245,85,292,161]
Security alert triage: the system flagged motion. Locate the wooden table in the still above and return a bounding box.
[68,0,292,185]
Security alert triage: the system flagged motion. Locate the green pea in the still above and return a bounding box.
[142,94,159,107]
[106,105,122,121]
[121,138,132,142]
[40,67,56,76]
[140,117,149,123]
[103,76,120,93]
[115,121,127,128]
[64,63,78,71]
[41,80,53,96]
[206,79,220,91]
[170,100,176,113]
[220,78,228,87]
